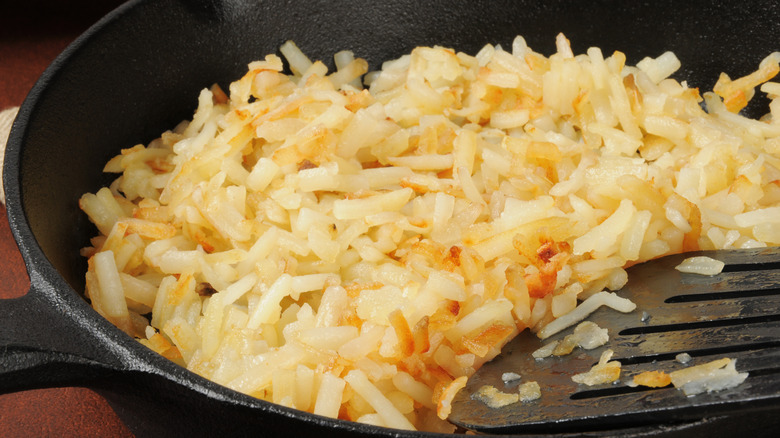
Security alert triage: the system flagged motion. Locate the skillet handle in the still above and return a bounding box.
[0,280,122,393]
[2,108,128,393]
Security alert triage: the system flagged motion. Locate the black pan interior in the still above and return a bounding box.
[4,0,780,436]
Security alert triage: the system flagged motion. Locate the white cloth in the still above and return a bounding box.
[0,106,20,205]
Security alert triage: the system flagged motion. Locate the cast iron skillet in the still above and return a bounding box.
[2,0,780,436]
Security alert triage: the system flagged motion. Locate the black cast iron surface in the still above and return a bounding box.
[2,0,780,436]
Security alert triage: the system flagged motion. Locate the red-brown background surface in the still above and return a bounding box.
[1,1,134,436]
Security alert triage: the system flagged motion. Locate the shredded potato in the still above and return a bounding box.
[669,357,748,396]
[631,370,672,388]
[572,349,622,386]
[79,34,780,431]
[675,256,725,275]
[472,385,520,408]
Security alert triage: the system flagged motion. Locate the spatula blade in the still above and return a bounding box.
[448,248,780,434]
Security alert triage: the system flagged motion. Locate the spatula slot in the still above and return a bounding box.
[569,384,667,400]
[619,314,780,335]
[613,340,780,366]
[722,261,780,272]
[665,288,780,303]
[744,366,780,377]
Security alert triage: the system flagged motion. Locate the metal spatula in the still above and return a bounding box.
[448,248,780,434]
